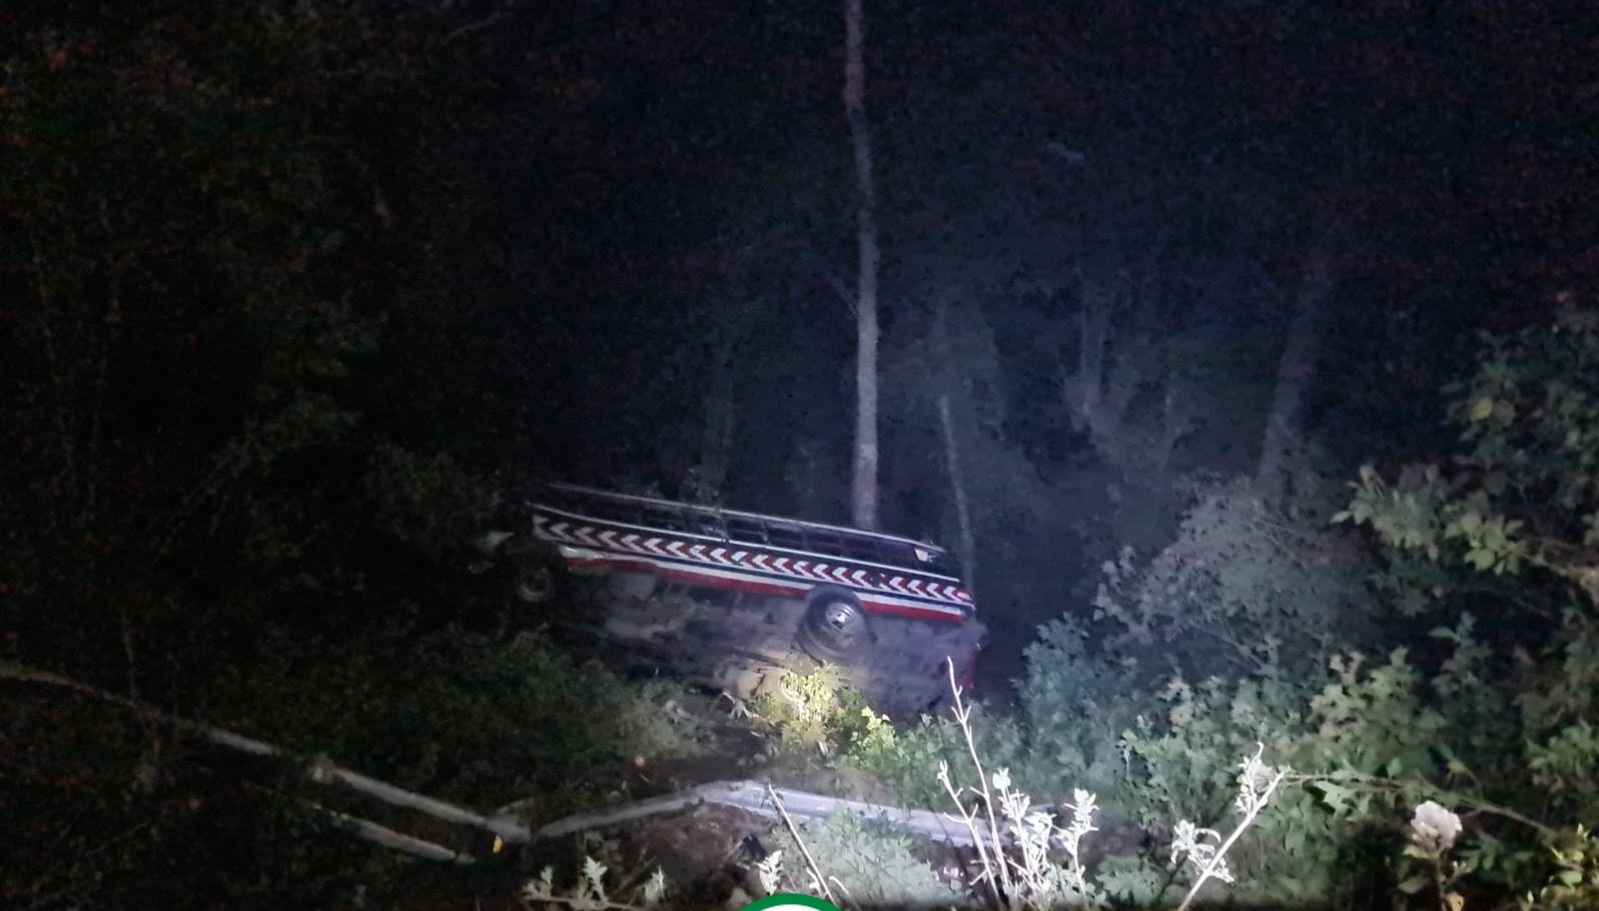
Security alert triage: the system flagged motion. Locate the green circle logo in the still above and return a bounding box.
[739,894,842,911]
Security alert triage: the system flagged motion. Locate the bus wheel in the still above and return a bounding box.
[503,538,566,605]
[796,590,872,663]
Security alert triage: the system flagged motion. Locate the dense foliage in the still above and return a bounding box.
[3,2,1596,910]
[837,298,1599,909]
[0,7,689,908]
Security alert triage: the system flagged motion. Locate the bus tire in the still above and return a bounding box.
[502,537,567,605]
[796,589,873,663]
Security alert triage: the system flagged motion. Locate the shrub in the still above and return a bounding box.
[1092,473,1377,682]
[842,705,1026,810]
[204,626,686,813]
[756,663,849,751]
[764,810,963,907]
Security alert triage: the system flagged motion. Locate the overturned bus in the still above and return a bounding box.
[480,482,986,716]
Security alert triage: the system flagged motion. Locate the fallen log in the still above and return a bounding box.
[528,779,978,848]
[2,661,528,854]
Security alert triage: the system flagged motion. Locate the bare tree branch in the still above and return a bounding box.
[446,1,521,42]
[1,661,531,847]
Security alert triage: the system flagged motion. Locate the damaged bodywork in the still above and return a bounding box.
[481,482,986,716]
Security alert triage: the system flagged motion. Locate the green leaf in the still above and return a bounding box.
[1284,827,1305,855]
[1398,875,1430,894]
[1309,781,1355,813]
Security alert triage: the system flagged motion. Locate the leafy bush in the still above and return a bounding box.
[1017,612,1130,797]
[757,664,929,761]
[988,299,1599,910]
[1021,602,1599,906]
[756,663,849,750]
[764,810,962,907]
[204,627,692,812]
[522,856,670,911]
[812,665,1289,911]
[843,703,1026,810]
[1338,299,1599,609]
[1091,473,1377,681]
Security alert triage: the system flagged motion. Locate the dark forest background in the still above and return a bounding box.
[3,1,1598,908]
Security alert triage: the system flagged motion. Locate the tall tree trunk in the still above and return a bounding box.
[932,293,977,597]
[698,379,736,501]
[1256,233,1334,503]
[844,0,880,530]
[1063,231,1172,468]
[935,393,977,596]
[696,325,743,502]
[1071,284,1109,431]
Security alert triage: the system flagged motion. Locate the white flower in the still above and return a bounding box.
[1409,800,1463,852]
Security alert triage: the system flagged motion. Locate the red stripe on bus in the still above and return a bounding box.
[564,555,965,624]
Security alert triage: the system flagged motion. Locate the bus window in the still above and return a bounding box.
[645,505,688,532]
[808,532,847,557]
[726,518,768,545]
[844,538,884,563]
[590,497,633,524]
[688,510,725,538]
[767,525,805,550]
[924,549,963,579]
